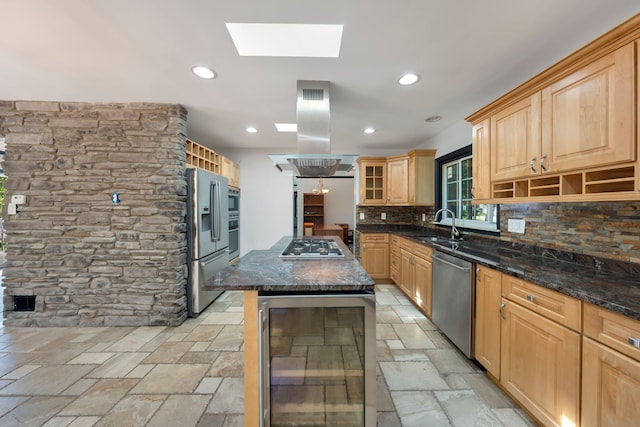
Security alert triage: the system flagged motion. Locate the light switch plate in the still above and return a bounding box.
[508,219,526,234]
[11,195,26,204]
[422,213,426,222]
[381,213,386,220]
[359,212,365,220]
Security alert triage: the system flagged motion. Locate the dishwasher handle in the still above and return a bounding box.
[432,253,471,272]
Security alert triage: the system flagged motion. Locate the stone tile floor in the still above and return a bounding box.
[0,284,537,426]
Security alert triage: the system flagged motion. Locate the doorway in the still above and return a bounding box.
[294,177,355,247]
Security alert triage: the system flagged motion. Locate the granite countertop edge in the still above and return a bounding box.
[357,225,640,321]
[206,236,375,293]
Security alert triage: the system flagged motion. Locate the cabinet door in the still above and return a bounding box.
[500,300,580,427]
[362,243,389,279]
[471,119,491,201]
[387,158,408,204]
[541,42,635,173]
[491,93,541,181]
[413,255,432,318]
[582,337,640,427]
[360,161,387,205]
[474,266,502,379]
[399,249,413,297]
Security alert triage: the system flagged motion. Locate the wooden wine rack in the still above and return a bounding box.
[186,139,220,174]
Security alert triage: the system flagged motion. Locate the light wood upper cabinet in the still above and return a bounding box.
[471,119,491,201]
[407,150,436,205]
[491,93,541,182]
[358,150,435,206]
[541,42,635,173]
[358,158,387,205]
[474,265,502,379]
[467,16,640,203]
[500,299,581,427]
[386,156,409,204]
[221,155,240,188]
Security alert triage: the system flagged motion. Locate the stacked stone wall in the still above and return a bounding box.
[0,101,188,326]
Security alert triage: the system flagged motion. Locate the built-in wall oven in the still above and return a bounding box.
[229,212,239,260]
[228,188,240,260]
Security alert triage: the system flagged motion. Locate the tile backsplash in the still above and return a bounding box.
[500,202,640,263]
[357,201,640,263]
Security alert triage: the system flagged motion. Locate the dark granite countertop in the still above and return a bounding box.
[357,225,640,320]
[206,236,375,292]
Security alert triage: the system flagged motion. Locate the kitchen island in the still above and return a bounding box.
[208,236,375,427]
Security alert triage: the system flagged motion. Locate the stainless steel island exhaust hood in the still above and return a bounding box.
[269,81,358,177]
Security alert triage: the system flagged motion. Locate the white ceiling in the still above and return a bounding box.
[2,1,639,155]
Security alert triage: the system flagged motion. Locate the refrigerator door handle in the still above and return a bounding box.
[210,182,217,241]
[216,179,223,242]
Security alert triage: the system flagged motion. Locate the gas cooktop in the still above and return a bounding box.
[280,238,345,259]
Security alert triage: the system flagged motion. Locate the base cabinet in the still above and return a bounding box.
[360,233,389,279]
[413,255,432,318]
[398,248,414,297]
[474,265,502,379]
[582,302,640,427]
[500,299,581,427]
[582,337,640,427]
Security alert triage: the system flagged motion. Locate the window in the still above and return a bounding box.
[436,145,498,233]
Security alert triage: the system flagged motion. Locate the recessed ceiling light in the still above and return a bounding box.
[191,66,216,79]
[424,115,443,122]
[275,123,297,132]
[364,127,376,134]
[225,23,343,57]
[246,127,258,133]
[398,73,420,85]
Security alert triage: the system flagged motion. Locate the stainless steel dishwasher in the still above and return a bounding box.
[432,251,474,358]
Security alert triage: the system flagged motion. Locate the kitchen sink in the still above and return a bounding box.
[416,236,500,266]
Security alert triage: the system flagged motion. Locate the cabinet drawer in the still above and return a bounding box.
[502,275,581,331]
[413,243,433,260]
[390,265,400,284]
[584,302,640,362]
[361,233,389,243]
[399,237,413,251]
[390,235,400,245]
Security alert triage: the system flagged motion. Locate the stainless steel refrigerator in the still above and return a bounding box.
[186,168,229,317]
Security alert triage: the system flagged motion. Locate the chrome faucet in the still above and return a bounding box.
[434,208,460,241]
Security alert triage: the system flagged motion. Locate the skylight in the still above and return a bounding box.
[275,123,297,132]
[225,23,343,57]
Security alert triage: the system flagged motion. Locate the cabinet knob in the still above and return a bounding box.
[540,155,548,172]
[629,337,640,349]
[499,302,506,320]
[530,157,538,173]
[526,294,536,302]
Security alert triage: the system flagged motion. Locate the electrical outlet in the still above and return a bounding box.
[381,212,386,220]
[507,219,526,234]
[359,212,365,220]
[422,213,426,222]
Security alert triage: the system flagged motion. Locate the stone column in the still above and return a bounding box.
[0,101,188,326]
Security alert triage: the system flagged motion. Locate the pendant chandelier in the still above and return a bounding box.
[312,178,330,195]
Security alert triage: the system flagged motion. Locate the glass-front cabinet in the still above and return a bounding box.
[258,293,376,426]
[358,159,387,205]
